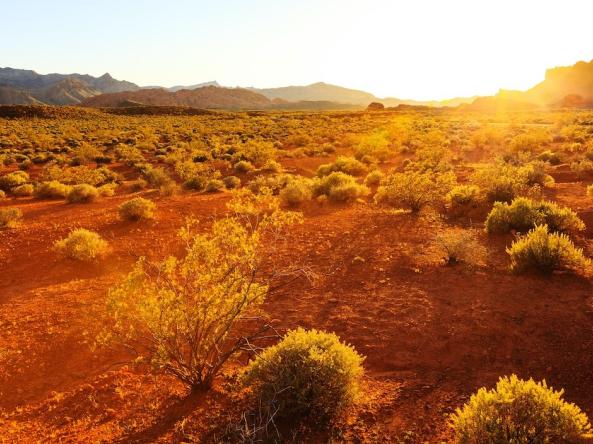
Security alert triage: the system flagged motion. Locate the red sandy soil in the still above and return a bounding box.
[1,175,593,442]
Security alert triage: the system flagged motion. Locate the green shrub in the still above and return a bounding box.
[363,169,384,186]
[144,167,173,188]
[447,185,481,209]
[375,170,456,212]
[183,175,208,191]
[119,197,156,221]
[316,156,368,177]
[507,225,589,274]
[485,198,585,234]
[205,179,225,193]
[67,184,99,203]
[261,159,283,174]
[223,175,241,189]
[0,171,29,191]
[34,181,71,199]
[279,177,313,206]
[451,374,591,443]
[128,178,148,192]
[12,184,34,197]
[0,207,22,228]
[473,163,552,203]
[242,328,364,424]
[54,228,109,261]
[98,183,117,197]
[537,150,561,165]
[234,160,255,174]
[313,172,370,203]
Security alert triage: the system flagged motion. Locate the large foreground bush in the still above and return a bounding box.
[507,225,589,274]
[100,191,302,389]
[54,228,109,261]
[242,328,364,424]
[451,374,591,443]
[485,198,585,234]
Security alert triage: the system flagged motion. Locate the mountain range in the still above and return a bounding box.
[2,59,593,110]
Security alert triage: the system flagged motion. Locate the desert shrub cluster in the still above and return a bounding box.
[485,198,585,234]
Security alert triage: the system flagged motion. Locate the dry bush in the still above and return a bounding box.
[67,184,99,203]
[485,198,584,235]
[451,374,591,443]
[54,228,109,261]
[0,190,5,199]
[242,328,364,425]
[234,160,255,174]
[34,181,71,199]
[0,171,29,191]
[144,167,173,188]
[279,177,313,207]
[375,170,456,212]
[364,169,384,187]
[0,207,22,228]
[223,175,241,189]
[118,197,156,221]
[313,172,369,203]
[205,178,225,192]
[507,225,589,274]
[98,183,117,197]
[260,159,283,174]
[434,229,486,266]
[11,184,34,197]
[316,156,368,177]
[446,185,481,211]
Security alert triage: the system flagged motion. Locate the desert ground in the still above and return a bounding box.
[1,106,593,442]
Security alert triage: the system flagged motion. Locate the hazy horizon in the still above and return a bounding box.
[3,0,593,100]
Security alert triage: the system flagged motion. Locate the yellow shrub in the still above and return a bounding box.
[67,184,99,203]
[34,181,71,199]
[507,225,589,274]
[118,197,156,221]
[0,207,23,228]
[242,328,364,424]
[451,374,591,443]
[54,228,109,261]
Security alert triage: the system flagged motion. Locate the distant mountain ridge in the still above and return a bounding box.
[0,67,139,105]
[3,58,593,110]
[80,86,273,110]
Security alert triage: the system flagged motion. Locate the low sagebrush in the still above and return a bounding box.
[242,328,364,424]
[118,197,156,221]
[54,228,109,261]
